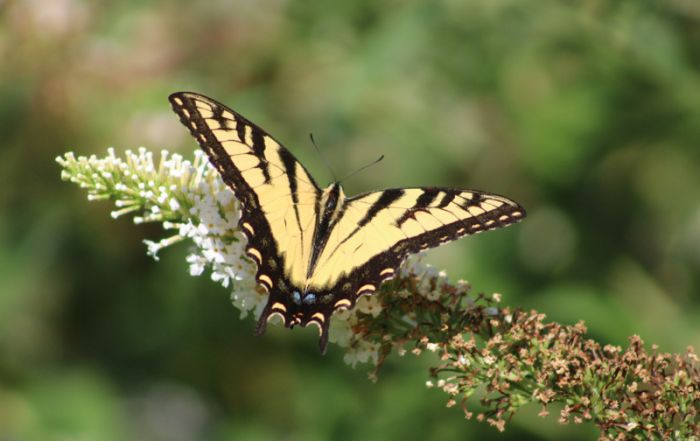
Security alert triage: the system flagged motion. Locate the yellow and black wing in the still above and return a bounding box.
[169,92,321,326]
[307,187,525,307]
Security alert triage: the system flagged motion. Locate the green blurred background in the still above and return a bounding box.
[2,0,700,439]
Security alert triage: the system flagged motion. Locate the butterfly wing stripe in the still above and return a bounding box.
[357,188,405,227]
[461,192,481,210]
[236,119,246,143]
[395,187,441,227]
[414,187,441,207]
[438,190,458,208]
[211,104,229,129]
[277,145,306,245]
[249,125,271,183]
[334,188,405,251]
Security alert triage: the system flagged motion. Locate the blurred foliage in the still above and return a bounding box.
[1,0,700,439]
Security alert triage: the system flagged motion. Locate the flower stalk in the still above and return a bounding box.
[58,148,700,439]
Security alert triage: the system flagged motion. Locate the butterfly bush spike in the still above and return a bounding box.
[59,147,699,438]
[56,147,263,314]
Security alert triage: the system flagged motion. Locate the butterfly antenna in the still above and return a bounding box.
[309,133,338,182]
[339,154,385,184]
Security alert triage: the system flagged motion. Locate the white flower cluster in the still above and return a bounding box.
[57,147,205,223]
[57,148,263,318]
[176,181,263,319]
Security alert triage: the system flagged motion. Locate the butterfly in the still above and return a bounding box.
[169,92,526,353]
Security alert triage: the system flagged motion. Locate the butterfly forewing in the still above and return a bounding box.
[307,188,525,300]
[169,92,321,302]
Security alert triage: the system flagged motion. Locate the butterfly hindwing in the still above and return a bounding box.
[169,92,322,328]
[307,188,525,307]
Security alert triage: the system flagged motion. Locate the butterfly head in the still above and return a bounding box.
[321,182,345,214]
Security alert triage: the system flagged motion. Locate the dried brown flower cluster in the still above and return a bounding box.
[351,273,700,439]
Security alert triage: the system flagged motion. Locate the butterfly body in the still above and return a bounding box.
[169,92,526,352]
